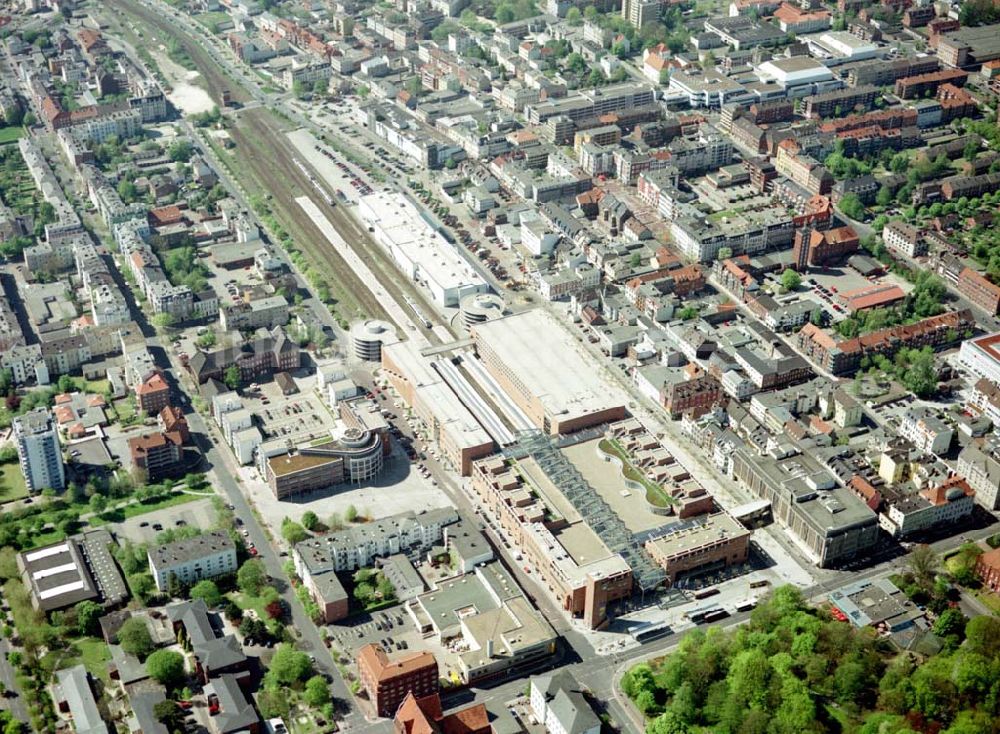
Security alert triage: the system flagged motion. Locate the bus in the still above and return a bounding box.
[749,579,770,589]
[686,606,727,624]
[631,621,673,643]
[692,587,720,600]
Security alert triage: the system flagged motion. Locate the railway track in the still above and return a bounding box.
[234,109,445,344]
[111,0,449,344]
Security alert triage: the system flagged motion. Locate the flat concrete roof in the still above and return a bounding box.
[518,456,618,568]
[646,512,749,559]
[471,309,626,425]
[357,191,486,297]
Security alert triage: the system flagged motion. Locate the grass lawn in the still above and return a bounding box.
[91,491,206,524]
[80,378,110,395]
[0,126,24,144]
[194,11,231,31]
[229,588,282,633]
[113,396,141,426]
[972,589,1000,614]
[40,637,112,686]
[0,461,29,503]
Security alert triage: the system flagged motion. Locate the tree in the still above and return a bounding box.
[239,617,268,642]
[301,511,319,531]
[963,139,980,162]
[128,573,155,602]
[75,600,103,636]
[238,559,267,596]
[908,544,939,590]
[223,365,241,390]
[344,505,359,523]
[119,617,155,660]
[587,67,606,87]
[117,178,138,203]
[932,608,967,644]
[152,312,175,330]
[190,580,222,608]
[312,78,328,97]
[265,599,284,620]
[168,140,193,163]
[88,494,107,515]
[565,6,582,24]
[810,308,824,326]
[270,644,312,685]
[839,193,866,221]
[282,518,309,545]
[154,700,184,731]
[566,52,587,75]
[147,649,186,687]
[964,615,1000,657]
[876,185,894,208]
[303,675,331,707]
[328,512,343,531]
[781,269,802,290]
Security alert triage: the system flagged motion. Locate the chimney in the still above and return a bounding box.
[485,639,494,658]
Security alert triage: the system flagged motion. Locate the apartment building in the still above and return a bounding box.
[470,455,633,630]
[356,644,438,718]
[798,310,972,375]
[13,408,65,493]
[898,407,954,455]
[148,530,238,592]
[957,439,1000,510]
[882,221,926,258]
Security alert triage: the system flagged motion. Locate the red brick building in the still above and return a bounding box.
[394,693,490,734]
[894,68,968,99]
[135,371,170,415]
[662,370,723,419]
[128,432,184,481]
[792,226,859,268]
[976,547,1000,592]
[158,405,190,443]
[357,645,439,718]
[957,268,1000,315]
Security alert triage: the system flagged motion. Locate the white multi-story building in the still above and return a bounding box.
[357,191,488,307]
[882,482,976,538]
[530,671,601,734]
[898,407,954,455]
[960,335,1000,385]
[147,530,238,592]
[958,440,1000,511]
[13,408,65,493]
[292,508,458,574]
[882,221,926,258]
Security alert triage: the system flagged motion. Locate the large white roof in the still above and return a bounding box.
[471,309,627,424]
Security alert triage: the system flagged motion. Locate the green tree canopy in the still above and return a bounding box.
[147,649,186,687]
[269,644,312,686]
[190,579,222,608]
[237,559,267,596]
[119,617,154,660]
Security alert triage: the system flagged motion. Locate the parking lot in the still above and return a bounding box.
[108,497,217,544]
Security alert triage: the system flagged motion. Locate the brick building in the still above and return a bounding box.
[128,431,184,480]
[796,310,973,374]
[894,68,968,99]
[792,226,859,268]
[957,268,1000,315]
[357,645,439,718]
[976,547,1000,592]
[135,371,170,414]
